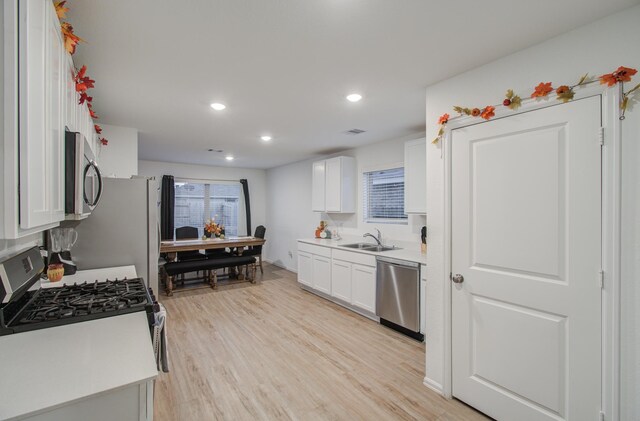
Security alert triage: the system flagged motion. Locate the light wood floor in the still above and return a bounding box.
[155,263,488,421]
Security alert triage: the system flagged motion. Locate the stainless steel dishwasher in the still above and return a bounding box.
[376,256,423,341]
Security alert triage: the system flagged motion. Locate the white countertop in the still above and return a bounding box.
[1,265,157,420]
[0,312,157,420]
[298,237,427,265]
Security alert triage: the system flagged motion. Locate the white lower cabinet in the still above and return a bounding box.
[297,251,313,287]
[312,255,331,294]
[351,263,376,313]
[297,243,332,294]
[298,241,378,318]
[331,259,352,302]
[24,381,153,421]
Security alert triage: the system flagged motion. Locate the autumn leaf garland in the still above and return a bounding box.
[432,66,639,144]
[56,1,108,146]
[54,2,84,55]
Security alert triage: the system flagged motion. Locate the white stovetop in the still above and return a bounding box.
[298,236,427,265]
[0,266,157,421]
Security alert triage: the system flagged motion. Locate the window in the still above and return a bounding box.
[174,181,242,237]
[362,167,407,224]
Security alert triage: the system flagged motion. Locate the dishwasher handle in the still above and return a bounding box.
[376,256,420,268]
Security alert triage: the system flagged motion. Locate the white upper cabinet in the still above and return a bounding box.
[1,0,98,238]
[404,138,426,214]
[17,0,66,230]
[311,156,356,213]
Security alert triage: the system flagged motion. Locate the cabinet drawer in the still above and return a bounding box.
[331,249,376,267]
[298,242,332,258]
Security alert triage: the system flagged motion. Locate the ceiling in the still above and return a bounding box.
[68,0,639,169]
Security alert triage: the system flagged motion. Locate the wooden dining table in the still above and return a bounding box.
[159,236,266,293]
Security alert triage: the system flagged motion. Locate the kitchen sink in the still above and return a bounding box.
[339,243,401,252]
[340,243,374,249]
[365,245,399,252]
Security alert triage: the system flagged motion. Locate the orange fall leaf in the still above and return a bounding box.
[54,1,69,20]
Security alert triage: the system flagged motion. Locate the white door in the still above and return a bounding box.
[451,96,602,420]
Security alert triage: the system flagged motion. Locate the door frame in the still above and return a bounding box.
[440,83,622,419]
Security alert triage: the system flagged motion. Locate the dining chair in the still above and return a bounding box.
[175,226,206,284]
[175,226,205,261]
[240,225,266,274]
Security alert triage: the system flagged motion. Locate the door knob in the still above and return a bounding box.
[452,274,464,284]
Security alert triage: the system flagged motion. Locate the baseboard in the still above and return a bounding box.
[263,258,297,274]
[299,284,379,322]
[423,377,444,395]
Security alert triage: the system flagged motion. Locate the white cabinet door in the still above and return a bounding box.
[312,255,331,294]
[18,0,65,229]
[47,2,65,224]
[351,264,376,313]
[297,251,313,287]
[324,157,342,212]
[404,138,427,214]
[331,259,351,302]
[311,161,326,212]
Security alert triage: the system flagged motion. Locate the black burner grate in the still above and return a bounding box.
[7,278,154,333]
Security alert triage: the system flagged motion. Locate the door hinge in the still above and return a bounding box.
[598,127,605,145]
[599,410,605,421]
[598,270,604,289]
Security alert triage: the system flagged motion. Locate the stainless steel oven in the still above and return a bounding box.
[65,131,103,217]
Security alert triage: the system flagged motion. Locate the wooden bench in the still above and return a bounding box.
[164,255,257,295]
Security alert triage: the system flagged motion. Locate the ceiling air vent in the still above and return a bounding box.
[344,129,366,135]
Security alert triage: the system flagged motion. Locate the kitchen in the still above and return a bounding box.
[1,1,640,420]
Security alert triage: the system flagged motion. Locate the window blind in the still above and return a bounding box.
[362,167,407,223]
[174,181,242,236]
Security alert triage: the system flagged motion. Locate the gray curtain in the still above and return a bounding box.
[160,175,174,240]
[240,179,251,236]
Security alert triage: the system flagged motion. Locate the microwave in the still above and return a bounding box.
[65,131,103,217]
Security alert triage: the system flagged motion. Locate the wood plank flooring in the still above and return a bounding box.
[155,263,487,421]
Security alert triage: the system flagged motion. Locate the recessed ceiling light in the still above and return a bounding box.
[261,135,272,142]
[210,102,226,111]
[346,93,362,102]
[225,155,234,161]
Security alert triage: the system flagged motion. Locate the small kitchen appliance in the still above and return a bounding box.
[65,131,103,217]
[49,227,79,275]
[0,247,158,337]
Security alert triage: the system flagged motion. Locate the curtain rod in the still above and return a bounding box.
[173,176,241,183]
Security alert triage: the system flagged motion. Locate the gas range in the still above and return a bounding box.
[0,247,158,336]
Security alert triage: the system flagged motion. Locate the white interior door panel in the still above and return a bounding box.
[451,96,602,420]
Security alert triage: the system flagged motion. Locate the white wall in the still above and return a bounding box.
[265,133,426,271]
[138,160,267,236]
[424,5,640,419]
[98,124,138,178]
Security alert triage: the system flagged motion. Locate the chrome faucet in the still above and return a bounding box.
[363,229,382,246]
